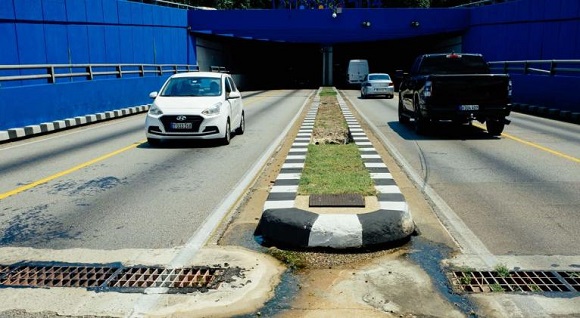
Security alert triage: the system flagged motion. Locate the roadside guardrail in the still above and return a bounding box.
[488,59,580,76]
[0,64,199,85]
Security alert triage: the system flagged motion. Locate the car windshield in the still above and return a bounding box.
[368,74,391,81]
[160,77,222,97]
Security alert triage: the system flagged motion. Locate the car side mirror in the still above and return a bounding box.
[227,91,241,99]
[149,91,158,99]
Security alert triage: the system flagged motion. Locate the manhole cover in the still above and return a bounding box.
[309,193,365,207]
[0,262,233,294]
[449,270,580,293]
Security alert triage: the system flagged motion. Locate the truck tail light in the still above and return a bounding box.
[424,80,432,97]
[508,79,512,97]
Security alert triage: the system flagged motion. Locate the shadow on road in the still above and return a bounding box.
[388,120,502,141]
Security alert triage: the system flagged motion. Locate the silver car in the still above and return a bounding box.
[360,73,394,99]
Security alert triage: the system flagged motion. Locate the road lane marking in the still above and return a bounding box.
[0,140,145,200]
[502,132,580,163]
[473,123,580,163]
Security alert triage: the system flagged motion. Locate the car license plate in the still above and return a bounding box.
[171,122,193,129]
[459,105,479,111]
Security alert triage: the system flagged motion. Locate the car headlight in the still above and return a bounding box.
[148,104,163,116]
[202,102,222,116]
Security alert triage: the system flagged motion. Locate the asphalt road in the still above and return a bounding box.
[1,88,579,317]
[0,90,312,250]
[342,89,580,265]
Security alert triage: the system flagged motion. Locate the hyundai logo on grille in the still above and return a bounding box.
[176,116,187,121]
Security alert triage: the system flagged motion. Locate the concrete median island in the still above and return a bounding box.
[255,88,416,249]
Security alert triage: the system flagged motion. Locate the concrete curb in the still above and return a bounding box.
[512,103,580,124]
[255,90,416,249]
[0,105,150,143]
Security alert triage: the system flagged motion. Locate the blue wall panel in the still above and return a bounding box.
[87,26,107,63]
[85,0,104,23]
[65,0,87,23]
[104,26,121,63]
[130,1,143,25]
[42,0,67,22]
[16,23,46,87]
[512,74,579,112]
[0,23,19,65]
[13,0,42,20]
[102,0,119,24]
[142,4,154,25]
[0,22,21,88]
[117,1,132,25]
[141,27,154,63]
[0,0,16,20]
[118,27,134,63]
[67,25,90,64]
[132,27,146,66]
[44,24,69,64]
[0,76,168,130]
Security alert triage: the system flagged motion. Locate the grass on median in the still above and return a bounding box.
[297,89,376,196]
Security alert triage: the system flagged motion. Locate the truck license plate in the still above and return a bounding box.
[171,122,193,129]
[459,105,479,111]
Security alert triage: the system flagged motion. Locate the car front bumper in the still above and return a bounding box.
[145,113,227,140]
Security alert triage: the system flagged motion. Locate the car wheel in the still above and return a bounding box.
[486,118,505,136]
[147,138,161,147]
[398,97,410,125]
[235,112,245,135]
[221,119,231,145]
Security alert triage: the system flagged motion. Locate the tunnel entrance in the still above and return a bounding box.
[194,32,462,91]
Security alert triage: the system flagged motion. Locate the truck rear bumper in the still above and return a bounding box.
[420,105,512,121]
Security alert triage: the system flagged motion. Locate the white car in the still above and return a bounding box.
[145,71,244,146]
[360,73,395,99]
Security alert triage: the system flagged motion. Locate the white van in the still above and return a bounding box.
[347,59,369,85]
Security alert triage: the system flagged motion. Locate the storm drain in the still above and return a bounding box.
[309,193,365,207]
[0,262,232,294]
[449,270,580,293]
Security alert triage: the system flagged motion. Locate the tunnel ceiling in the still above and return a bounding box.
[188,8,471,44]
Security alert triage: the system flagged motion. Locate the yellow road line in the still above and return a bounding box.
[0,140,145,200]
[474,123,580,163]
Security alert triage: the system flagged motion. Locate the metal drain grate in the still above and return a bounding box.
[449,270,580,293]
[309,193,365,207]
[559,271,580,292]
[0,264,117,288]
[0,262,230,293]
[110,266,222,290]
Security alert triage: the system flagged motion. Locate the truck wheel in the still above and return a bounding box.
[398,99,410,125]
[413,99,428,135]
[486,118,505,136]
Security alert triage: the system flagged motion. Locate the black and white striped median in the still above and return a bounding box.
[0,105,149,142]
[255,89,416,249]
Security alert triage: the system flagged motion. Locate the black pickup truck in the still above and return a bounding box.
[397,53,512,136]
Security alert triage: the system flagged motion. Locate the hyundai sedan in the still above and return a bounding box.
[145,71,245,146]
